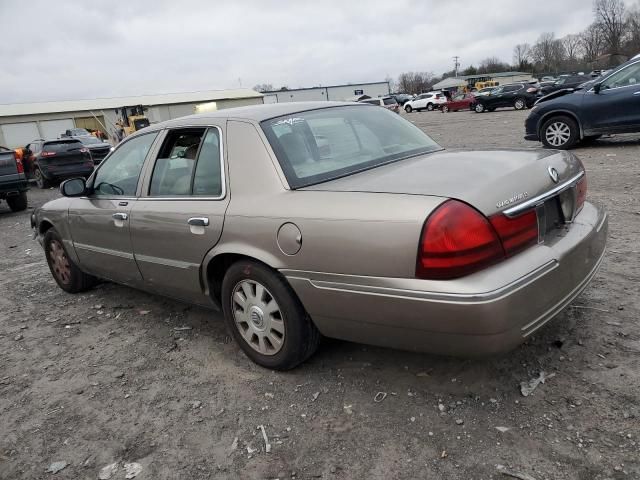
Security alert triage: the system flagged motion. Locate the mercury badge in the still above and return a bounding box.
[548,166,559,183]
[496,191,529,209]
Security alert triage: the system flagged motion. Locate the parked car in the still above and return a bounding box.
[525,55,640,149]
[441,93,476,112]
[390,93,414,105]
[474,84,538,112]
[538,74,592,96]
[359,96,400,113]
[62,128,91,138]
[0,146,28,212]
[32,102,607,369]
[403,91,447,112]
[474,87,497,97]
[23,139,94,188]
[76,136,113,165]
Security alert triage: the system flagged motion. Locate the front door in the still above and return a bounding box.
[129,126,229,304]
[582,61,640,133]
[68,131,159,284]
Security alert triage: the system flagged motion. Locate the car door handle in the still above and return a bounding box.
[634,91,640,95]
[188,217,209,227]
[112,212,128,221]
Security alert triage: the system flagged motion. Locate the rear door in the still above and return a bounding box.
[68,131,159,284]
[130,126,229,304]
[581,61,640,133]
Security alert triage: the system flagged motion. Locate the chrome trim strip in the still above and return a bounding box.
[74,243,134,260]
[503,171,584,217]
[283,260,558,305]
[135,254,195,269]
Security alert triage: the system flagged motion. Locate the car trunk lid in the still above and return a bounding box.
[301,149,584,216]
[42,141,89,166]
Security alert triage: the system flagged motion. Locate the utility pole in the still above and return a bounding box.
[453,56,460,77]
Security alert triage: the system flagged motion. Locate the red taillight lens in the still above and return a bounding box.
[15,157,24,173]
[41,151,56,157]
[416,200,505,280]
[576,175,587,212]
[489,210,538,257]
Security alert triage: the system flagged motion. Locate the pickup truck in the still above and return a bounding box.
[0,146,29,212]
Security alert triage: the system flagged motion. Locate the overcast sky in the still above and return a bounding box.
[0,0,616,104]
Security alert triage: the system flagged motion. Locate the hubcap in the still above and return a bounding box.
[49,240,71,285]
[475,104,483,112]
[515,100,524,109]
[545,122,571,146]
[232,280,285,356]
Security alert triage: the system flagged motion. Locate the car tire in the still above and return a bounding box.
[540,116,579,149]
[441,105,449,113]
[34,168,50,189]
[404,105,413,113]
[44,228,97,293]
[221,260,321,370]
[475,103,485,113]
[426,103,434,111]
[7,191,27,212]
[514,98,526,110]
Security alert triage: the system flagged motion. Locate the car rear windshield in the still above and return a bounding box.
[43,141,84,152]
[78,136,101,145]
[261,105,441,188]
[382,97,397,105]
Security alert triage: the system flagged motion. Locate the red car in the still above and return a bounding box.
[441,93,476,112]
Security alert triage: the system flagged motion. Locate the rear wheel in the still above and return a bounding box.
[540,116,579,149]
[514,98,526,110]
[7,191,27,212]
[44,229,97,293]
[404,105,413,113]
[426,103,434,111]
[34,168,50,189]
[221,260,320,370]
[475,103,485,113]
[441,105,450,113]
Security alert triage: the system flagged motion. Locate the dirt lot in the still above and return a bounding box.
[1,109,638,480]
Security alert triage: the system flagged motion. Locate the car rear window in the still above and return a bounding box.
[382,97,397,105]
[43,141,84,152]
[261,105,441,188]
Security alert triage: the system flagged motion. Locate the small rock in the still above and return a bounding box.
[343,404,353,415]
[98,462,118,480]
[113,372,125,379]
[438,403,446,412]
[410,416,416,422]
[455,419,464,425]
[496,426,510,433]
[330,465,337,474]
[190,400,202,409]
[14,334,23,341]
[47,461,68,474]
[264,392,274,399]
[138,310,151,315]
[124,462,142,479]
[312,391,320,401]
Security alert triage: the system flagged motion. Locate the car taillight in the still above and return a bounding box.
[489,210,538,257]
[41,151,56,157]
[576,174,587,213]
[416,200,505,279]
[416,200,539,280]
[15,157,24,173]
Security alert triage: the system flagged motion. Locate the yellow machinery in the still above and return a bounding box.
[474,80,499,90]
[117,105,151,136]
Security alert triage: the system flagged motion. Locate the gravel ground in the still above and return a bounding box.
[1,108,638,480]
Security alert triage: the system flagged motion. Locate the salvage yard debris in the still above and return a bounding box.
[520,371,556,397]
[258,425,272,453]
[46,461,67,474]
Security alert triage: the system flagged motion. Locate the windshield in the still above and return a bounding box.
[78,136,101,145]
[261,105,441,188]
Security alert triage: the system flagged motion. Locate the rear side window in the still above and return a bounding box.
[43,141,84,152]
[361,99,381,106]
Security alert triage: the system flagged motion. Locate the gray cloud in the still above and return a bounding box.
[0,0,604,103]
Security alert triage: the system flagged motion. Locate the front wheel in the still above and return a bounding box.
[34,168,50,189]
[44,229,97,293]
[540,116,579,149]
[426,103,434,111]
[475,103,485,113]
[7,191,27,212]
[404,105,413,113]
[441,105,449,113]
[221,260,320,370]
[514,98,526,110]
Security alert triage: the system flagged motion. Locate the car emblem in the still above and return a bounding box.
[548,166,559,183]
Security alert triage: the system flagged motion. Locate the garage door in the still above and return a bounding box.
[0,122,40,149]
[40,119,75,140]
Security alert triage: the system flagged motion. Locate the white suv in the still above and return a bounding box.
[404,91,447,112]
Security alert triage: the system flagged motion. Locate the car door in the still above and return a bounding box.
[129,126,229,304]
[581,61,640,133]
[67,131,159,284]
[485,87,503,108]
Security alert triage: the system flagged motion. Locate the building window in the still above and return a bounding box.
[354,89,364,95]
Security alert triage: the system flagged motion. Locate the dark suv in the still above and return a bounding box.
[23,139,94,188]
[538,74,593,96]
[525,56,640,149]
[0,146,28,212]
[473,83,538,112]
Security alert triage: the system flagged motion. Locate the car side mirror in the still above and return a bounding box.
[60,178,87,197]
[593,83,601,94]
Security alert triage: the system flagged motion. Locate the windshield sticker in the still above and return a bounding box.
[273,117,305,127]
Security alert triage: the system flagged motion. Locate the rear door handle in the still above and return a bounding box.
[112,212,128,221]
[188,217,209,227]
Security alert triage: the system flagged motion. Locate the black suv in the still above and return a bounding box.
[23,139,94,188]
[525,55,640,149]
[538,74,593,96]
[76,135,112,165]
[0,146,28,212]
[473,83,538,112]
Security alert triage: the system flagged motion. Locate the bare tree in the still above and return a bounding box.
[626,4,640,55]
[563,34,583,61]
[532,32,566,72]
[513,44,532,70]
[580,23,605,62]
[396,72,435,94]
[594,0,627,54]
[252,83,274,93]
[477,57,510,74]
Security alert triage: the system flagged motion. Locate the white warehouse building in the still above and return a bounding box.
[263,81,390,103]
[0,88,264,148]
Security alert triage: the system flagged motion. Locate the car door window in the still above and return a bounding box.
[192,128,223,197]
[92,132,158,197]
[601,62,640,90]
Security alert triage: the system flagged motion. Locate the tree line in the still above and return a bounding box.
[396,0,640,94]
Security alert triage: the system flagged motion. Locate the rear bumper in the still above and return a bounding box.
[284,202,607,356]
[41,166,94,180]
[0,176,29,195]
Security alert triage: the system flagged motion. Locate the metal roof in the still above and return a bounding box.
[458,71,532,80]
[0,88,263,118]
[262,81,389,94]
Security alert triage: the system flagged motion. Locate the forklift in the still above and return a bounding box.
[116,105,151,137]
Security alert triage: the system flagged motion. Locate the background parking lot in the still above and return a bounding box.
[1,110,638,480]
